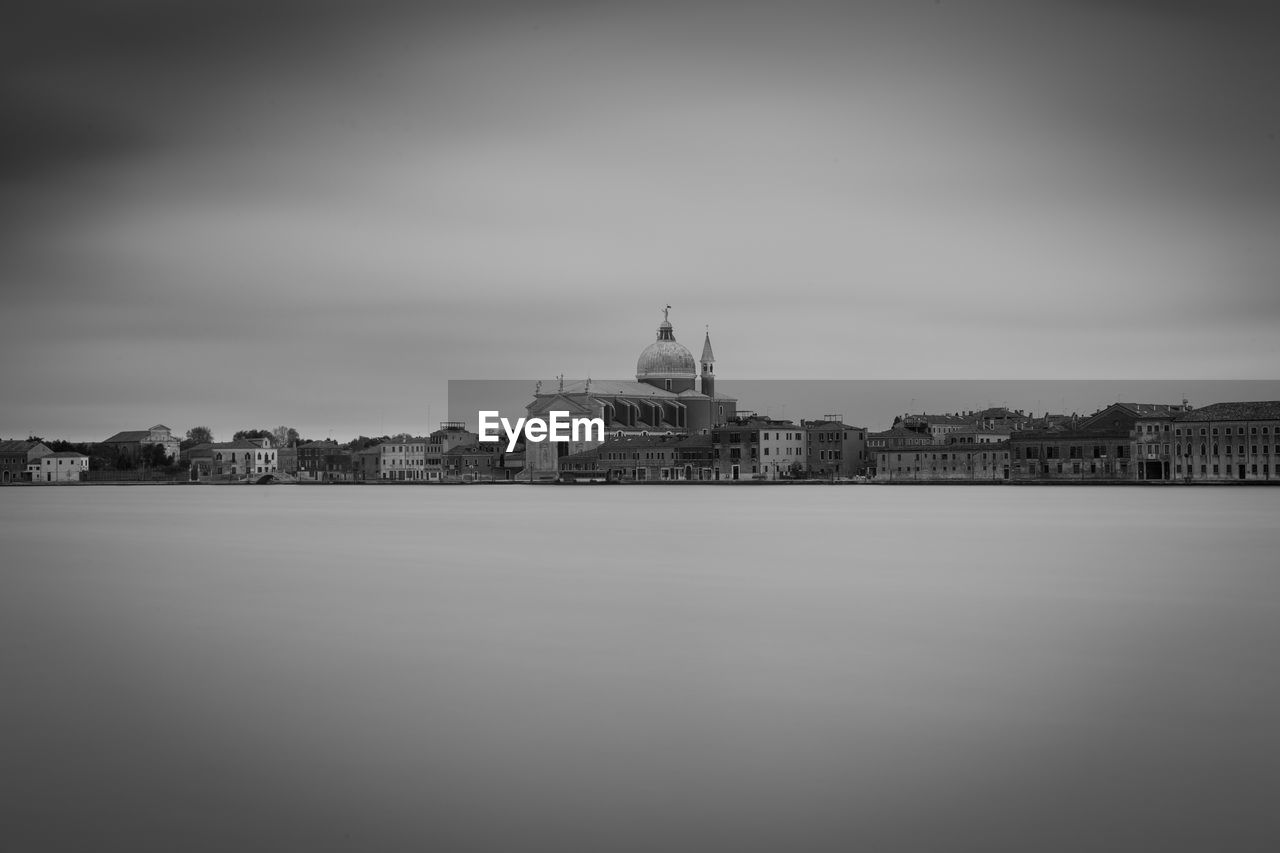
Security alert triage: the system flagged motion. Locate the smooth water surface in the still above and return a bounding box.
[3,485,1278,852]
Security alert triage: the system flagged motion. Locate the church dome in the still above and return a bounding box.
[636,316,696,380]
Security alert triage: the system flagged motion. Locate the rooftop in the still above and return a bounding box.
[903,412,972,426]
[1177,401,1280,422]
[445,444,500,456]
[101,430,153,444]
[204,440,279,451]
[868,426,934,439]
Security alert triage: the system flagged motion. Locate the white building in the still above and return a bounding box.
[758,422,807,480]
[380,438,428,481]
[200,438,278,480]
[38,451,88,483]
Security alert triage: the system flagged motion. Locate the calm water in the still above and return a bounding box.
[3,485,1278,852]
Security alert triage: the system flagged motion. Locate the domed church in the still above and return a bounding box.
[636,308,699,392]
[523,307,737,478]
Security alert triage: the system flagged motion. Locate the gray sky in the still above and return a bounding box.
[3,0,1278,442]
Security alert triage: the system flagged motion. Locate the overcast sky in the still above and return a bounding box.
[3,0,1278,442]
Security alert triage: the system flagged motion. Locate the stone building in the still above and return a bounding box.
[709,416,806,480]
[0,440,51,483]
[99,424,181,463]
[1007,429,1133,481]
[559,433,716,482]
[351,446,381,482]
[427,423,480,481]
[443,443,503,481]
[873,441,1010,482]
[945,424,1014,446]
[277,445,298,477]
[380,438,428,482]
[1171,401,1280,482]
[865,426,935,479]
[1002,402,1189,482]
[190,438,278,481]
[298,440,352,481]
[801,419,868,479]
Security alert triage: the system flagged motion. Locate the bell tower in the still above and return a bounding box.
[700,327,715,399]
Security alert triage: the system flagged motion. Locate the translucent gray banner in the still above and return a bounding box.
[449,379,1280,433]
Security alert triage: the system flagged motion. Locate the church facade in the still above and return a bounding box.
[524,309,737,480]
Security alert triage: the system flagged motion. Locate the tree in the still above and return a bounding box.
[233,428,273,443]
[185,426,214,446]
[346,436,388,452]
[145,443,171,469]
[47,439,93,455]
[271,425,300,448]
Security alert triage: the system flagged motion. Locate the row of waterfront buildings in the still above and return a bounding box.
[0,424,504,484]
[4,311,1279,484]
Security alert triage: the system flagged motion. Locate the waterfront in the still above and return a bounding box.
[4,487,1278,852]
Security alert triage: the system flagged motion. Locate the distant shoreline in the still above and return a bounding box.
[6,480,1279,488]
